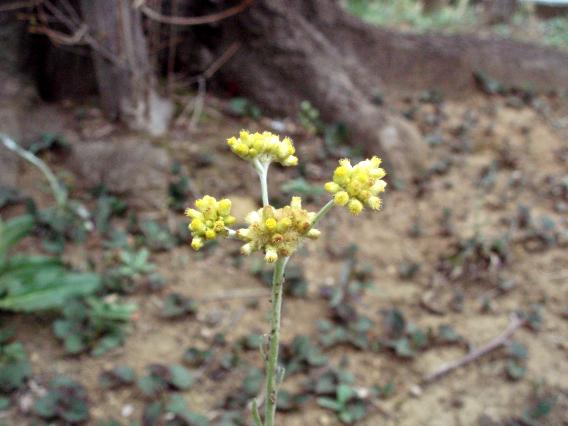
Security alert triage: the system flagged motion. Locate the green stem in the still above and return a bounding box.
[310,199,335,229]
[0,132,67,208]
[264,257,286,426]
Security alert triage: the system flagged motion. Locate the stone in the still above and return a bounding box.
[68,137,170,209]
[379,116,429,185]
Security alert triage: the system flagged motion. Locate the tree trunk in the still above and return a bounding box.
[422,0,450,15]
[219,0,568,179]
[482,0,518,25]
[80,0,173,136]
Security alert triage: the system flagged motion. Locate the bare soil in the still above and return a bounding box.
[2,91,568,426]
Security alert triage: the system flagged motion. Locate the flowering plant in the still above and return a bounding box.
[186,131,386,425]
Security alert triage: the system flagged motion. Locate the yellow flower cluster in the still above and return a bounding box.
[324,157,387,215]
[227,131,298,166]
[185,196,236,250]
[237,197,320,263]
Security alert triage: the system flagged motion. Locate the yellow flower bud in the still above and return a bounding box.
[367,196,382,210]
[307,229,321,239]
[265,218,277,231]
[348,199,363,215]
[235,142,249,157]
[372,180,387,193]
[191,237,204,250]
[324,182,340,193]
[190,218,204,232]
[218,199,232,215]
[237,228,251,239]
[277,218,292,232]
[327,156,386,214]
[290,196,302,210]
[265,247,278,263]
[334,191,349,206]
[185,208,201,219]
[236,197,319,262]
[227,131,299,167]
[186,195,236,249]
[282,156,298,167]
[334,166,349,182]
[241,243,253,256]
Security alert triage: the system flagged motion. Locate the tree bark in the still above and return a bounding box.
[219,0,568,179]
[80,0,173,136]
[482,0,518,25]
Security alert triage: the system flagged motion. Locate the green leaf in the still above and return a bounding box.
[92,333,124,357]
[168,364,194,390]
[138,375,166,399]
[437,324,460,343]
[0,397,10,411]
[160,293,198,319]
[229,98,262,118]
[99,365,136,389]
[342,401,367,424]
[374,382,396,399]
[64,334,86,355]
[393,338,414,358]
[165,394,208,426]
[182,347,213,368]
[524,396,556,421]
[337,384,354,405]
[507,341,528,360]
[242,368,263,397]
[33,394,57,418]
[0,215,34,263]
[0,328,14,344]
[382,308,406,338]
[281,178,325,199]
[0,263,100,312]
[409,327,429,350]
[506,360,526,381]
[42,376,90,424]
[139,220,175,252]
[317,397,343,412]
[142,400,163,425]
[339,410,354,424]
[0,342,32,392]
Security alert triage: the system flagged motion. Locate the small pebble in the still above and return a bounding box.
[410,384,422,397]
[121,404,134,418]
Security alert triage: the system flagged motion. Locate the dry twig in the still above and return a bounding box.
[423,314,526,384]
[136,0,254,26]
[0,0,38,13]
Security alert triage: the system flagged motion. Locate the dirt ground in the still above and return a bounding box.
[2,89,568,426]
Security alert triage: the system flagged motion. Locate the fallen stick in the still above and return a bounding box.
[423,314,526,384]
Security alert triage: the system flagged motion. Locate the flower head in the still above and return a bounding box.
[227,130,298,167]
[185,195,236,250]
[324,156,386,215]
[237,197,320,263]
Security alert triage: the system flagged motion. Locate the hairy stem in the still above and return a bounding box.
[264,256,286,426]
[311,199,335,229]
[254,158,270,207]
